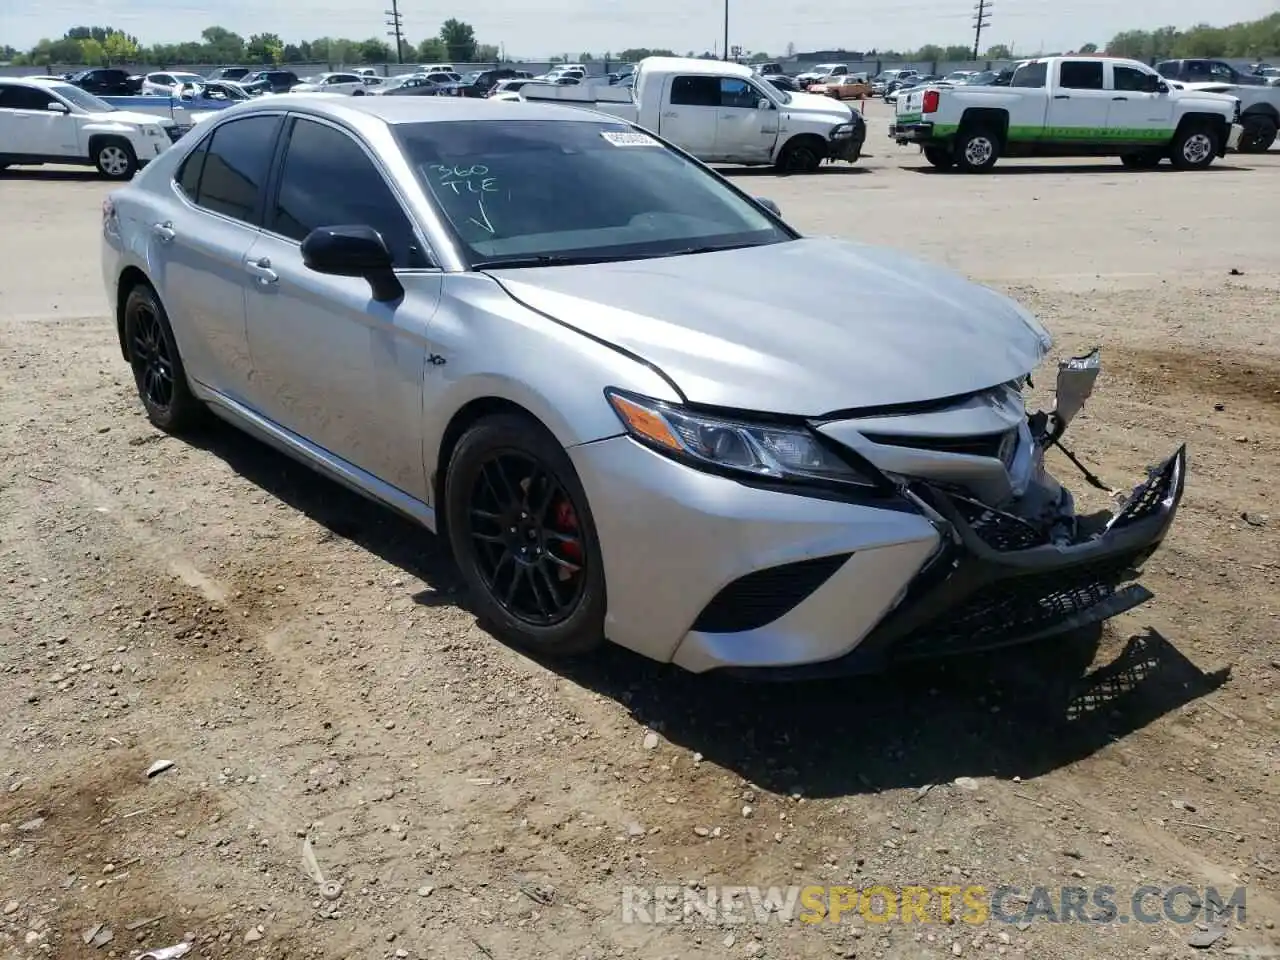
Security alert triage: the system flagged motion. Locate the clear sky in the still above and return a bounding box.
[7,0,1277,56]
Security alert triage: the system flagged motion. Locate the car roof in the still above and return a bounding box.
[638,56,752,79]
[6,77,71,89]
[221,93,618,126]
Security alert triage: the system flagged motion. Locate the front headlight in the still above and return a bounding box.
[831,122,855,138]
[143,126,163,137]
[605,389,876,487]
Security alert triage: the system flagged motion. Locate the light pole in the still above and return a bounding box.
[723,0,729,60]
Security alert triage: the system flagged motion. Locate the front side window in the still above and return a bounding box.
[1113,66,1154,92]
[0,85,57,110]
[192,115,282,223]
[1010,62,1048,88]
[1059,61,1104,90]
[719,78,759,108]
[269,118,426,268]
[396,119,791,267]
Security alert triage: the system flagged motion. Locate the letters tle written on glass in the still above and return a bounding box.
[431,164,499,195]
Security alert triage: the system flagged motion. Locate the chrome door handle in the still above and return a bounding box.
[1053,94,1070,99]
[1112,96,1128,100]
[152,222,175,242]
[661,110,678,118]
[244,256,278,284]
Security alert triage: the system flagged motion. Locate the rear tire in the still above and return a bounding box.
[1169,124,1219,170]
[923,145,955,169]
[444,414,606,658]
[122,283,204,433]
[93,138,138,180]
[954,128,1001,172]
[1237,115,1277,154]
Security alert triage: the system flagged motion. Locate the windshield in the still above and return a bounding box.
[396,119,791,267]
[51,83,114,112]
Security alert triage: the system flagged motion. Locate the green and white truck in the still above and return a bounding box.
[889,56,1243,172]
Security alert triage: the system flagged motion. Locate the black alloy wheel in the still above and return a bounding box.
[130,299,174,411]
[122,284,203,432]
[445,414,605,656]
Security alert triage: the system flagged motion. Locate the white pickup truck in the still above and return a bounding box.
[889,56,1242,172]
[0,76,176,179]
[519,57,865,172]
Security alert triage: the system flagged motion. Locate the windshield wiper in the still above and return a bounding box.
[662,241,766,257]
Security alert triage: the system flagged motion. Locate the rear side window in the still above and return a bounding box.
[190,115,282,224]
[175,135,209,198]
[1010,62,1047,88]
[1059,61,1103,90]
[269,118,427,268]
[670,75,720,106]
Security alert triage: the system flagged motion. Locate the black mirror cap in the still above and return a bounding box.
[301,225,403,302]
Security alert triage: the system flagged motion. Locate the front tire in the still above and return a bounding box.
[122,283,203,432]
[1237,115,1278,154]
[954,128,1001,172]
[775,136,824,174]
[923,145,955,169]
[1170,124,1219,169]
[444,414,606,657]
[93,138,138,180]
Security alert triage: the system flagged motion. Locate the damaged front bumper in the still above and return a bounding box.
[727,351,1188,680]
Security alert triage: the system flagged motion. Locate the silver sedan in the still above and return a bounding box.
[101,95,1185,676]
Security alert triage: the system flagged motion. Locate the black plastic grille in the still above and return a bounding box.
[863,430,1016,465]
[1110,454,1178,529]
[691,554,852,634]
[947,494,1047,551]
[890,551,1145,661]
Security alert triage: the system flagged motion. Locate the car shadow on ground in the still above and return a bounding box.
[907,162,1255,175]
[185,418,1230,799]
[0,168,104,181]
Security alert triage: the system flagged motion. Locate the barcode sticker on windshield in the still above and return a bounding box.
[600,131,660,146]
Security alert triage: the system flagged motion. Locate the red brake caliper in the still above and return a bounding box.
[551,498,581,579]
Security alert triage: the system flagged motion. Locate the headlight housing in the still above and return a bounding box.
[605,389,877,488]
[831,122,855,138]
[143,126,163,137]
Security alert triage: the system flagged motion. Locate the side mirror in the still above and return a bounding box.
[301,225,403,303]
[756,98,771,110]
[1156,81,1169,93]
[46,101,69,113]
[755,196,781,216]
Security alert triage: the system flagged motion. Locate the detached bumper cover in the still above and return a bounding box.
[725,446,1186,680]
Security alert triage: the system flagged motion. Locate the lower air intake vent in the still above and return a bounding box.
[692,554,852,634]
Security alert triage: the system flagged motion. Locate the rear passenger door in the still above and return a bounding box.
[660,75,720,155]
[243,115,441,498]
[157,113,283,401]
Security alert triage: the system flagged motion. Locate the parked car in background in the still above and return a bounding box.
[141,71,205,95]
[885,75,940,103]
[240,70,302,95]
[0,77,174,178]
[872,68,917,96]
[205,67,250,82]
[891,56,1241,172]
[416,63,456,74]
[456,68,531,97]
[796,63,848,86]
[752,61,784,76]
[1154,58,1280,152]
[291,73,369,95]
[175,81,253,111]
[521,56,865,172]
[101,93,1187,676]
[809,75,872,100]
[763,74,801,93]
[379,76,445,97]
[68,68,136,97]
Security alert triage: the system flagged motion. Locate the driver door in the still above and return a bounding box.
[713,78,778,162]
[1106,63,1173,134]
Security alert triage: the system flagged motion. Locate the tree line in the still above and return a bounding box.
[2,13,1276,68]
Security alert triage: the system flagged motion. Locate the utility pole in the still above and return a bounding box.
[385,2,405,64]
[722,0,729,61]
[972,0,992,60]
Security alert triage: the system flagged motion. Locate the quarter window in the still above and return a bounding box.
[1059,61,1104,90]
[269,118,427,268]
[188,115,281,223]
[175,134,210,199]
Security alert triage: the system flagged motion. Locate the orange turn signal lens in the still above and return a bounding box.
[606,392,682,452]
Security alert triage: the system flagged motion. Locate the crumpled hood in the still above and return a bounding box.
[489,238,1052,415]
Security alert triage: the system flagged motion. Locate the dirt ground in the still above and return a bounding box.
[1,106,1277,960]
